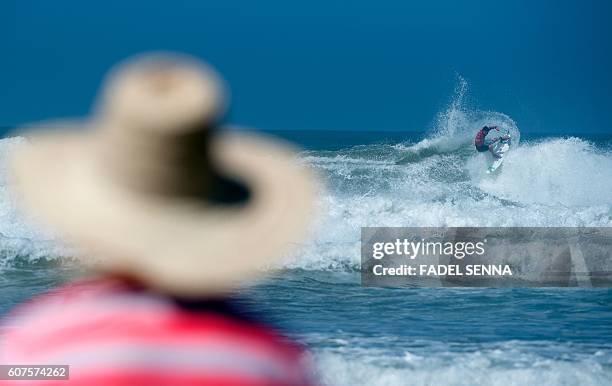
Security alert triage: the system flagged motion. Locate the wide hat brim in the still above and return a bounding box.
[11,127,317,297]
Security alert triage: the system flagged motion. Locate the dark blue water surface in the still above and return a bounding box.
[248,272,612,346]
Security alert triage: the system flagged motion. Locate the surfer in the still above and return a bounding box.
[474,125,508,158]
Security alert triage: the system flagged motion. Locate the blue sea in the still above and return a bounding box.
[1,84,612,385]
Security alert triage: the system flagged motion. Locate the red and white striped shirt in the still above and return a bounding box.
[0,279,317,386]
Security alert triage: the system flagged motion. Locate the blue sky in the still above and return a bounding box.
[1,0,611,135]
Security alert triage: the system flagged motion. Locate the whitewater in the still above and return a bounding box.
[284,79,612,274]
[1,79,611,385]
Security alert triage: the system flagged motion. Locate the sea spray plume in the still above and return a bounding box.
[433,75,521,148]
[397,76,520,164]
[434,74,470,139]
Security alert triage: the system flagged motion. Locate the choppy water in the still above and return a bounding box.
[1,81,612,385]
[248,274,612,386]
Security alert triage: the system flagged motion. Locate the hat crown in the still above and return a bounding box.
[96,54,227,198]
[101,54,226,134]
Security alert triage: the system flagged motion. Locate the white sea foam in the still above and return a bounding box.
[472,137,612,207]
[282,135,612,273]
[314,348,611,386]
[303,334,612,386]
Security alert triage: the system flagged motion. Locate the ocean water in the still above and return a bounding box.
[1,83,612,385]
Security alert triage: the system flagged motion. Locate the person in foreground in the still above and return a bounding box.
[0,53,318,385]
[474,125,509,158]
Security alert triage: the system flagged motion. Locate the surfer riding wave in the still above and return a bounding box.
[474,125,509,158]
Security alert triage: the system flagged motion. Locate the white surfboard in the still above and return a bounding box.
[486,137,511,174]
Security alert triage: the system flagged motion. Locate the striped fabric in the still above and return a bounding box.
[474,126,490,148]
[0,279,316,386]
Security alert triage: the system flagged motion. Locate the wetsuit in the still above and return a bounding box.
[474,126,494,152]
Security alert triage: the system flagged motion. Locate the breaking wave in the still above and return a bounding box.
[0,78,611,277]
[282,80,612,274]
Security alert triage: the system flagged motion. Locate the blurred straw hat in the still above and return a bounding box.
[11,53,317,297]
